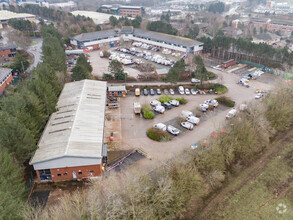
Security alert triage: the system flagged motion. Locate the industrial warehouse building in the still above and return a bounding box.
[71,28,203,54]
[30,80,108,182]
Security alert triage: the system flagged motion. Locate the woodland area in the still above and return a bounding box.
[0,25,65,219]
[199,36,293,68]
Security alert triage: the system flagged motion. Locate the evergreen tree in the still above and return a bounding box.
[0,149,26,219]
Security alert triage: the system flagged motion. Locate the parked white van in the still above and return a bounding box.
[153,123,166,131]
[186,116,200,125]
[181,110,194,118]
[153,105,165,114]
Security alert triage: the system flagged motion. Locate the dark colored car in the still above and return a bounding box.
[143,89,148,96]
[150,89,155,96]
[162,102,172,109]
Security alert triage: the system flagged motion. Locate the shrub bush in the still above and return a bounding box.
[102,73,113,80]
[102,50,110,58]
[216,96,235,107]
[158,95,172,103]
[146,127,171,142]
[213,83,228,94]
[142,104,155,119]
[176,97,187,104]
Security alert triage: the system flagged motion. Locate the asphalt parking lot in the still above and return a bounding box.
[102,67,279,173]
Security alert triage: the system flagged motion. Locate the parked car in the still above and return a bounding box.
[150,100,161,106]
[178,86,184,95]
[190,143,198,149]
[167,125,180,136]
[226,108,237,119]
[135,88,140,96]
[153,123,166,131]
[143,89,148,96]
[255,93,263,99]
[185,88,190,95]
[191,78,200,83]
[164,89,169,95]
[156,88,162,95]
[169,88,175,95]
[162,102,172,109]
[181,121,194,130]
[169,100,179,106]
[186,116,200,125]
[153,105,165,114]
[204,99,219,107]
[150,89,155,96]
[191,89,197,95]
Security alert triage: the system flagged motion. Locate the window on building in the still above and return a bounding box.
[57,174,61,177]
[63,173,68,176]
[78,171,82,175]
[90,170,94,173]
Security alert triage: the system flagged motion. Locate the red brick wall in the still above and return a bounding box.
[0,49,12,58]
[0,73,13,95]
[119,8,142,17]
[37,164,103,182]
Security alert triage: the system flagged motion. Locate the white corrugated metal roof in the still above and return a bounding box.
[108,85,126,92]
[0,10,35,21]
[30,80,107,166]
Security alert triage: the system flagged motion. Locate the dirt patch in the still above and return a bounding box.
[31,180,89,208]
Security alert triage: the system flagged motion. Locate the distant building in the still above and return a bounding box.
[252,32,281,45]
[100,4,143,17]
[232,18,293,32]
[0,68,13,95]
[222,27,243,38]
[29,80,108,182]
[0,44,17,59]
[71,28,203,54]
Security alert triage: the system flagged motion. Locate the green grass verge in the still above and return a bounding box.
[146,127,171,142]
[176,97,187,104]
[142,104,155,119]
[216,96,235,107]
[158,95,173,103]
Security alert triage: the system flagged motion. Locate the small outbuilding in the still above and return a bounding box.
[108,85,127,97]
[155,68,168,79]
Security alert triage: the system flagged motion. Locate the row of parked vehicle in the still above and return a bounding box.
[150,99,179,114]
[153,110,201,136]
[114,47,176,67]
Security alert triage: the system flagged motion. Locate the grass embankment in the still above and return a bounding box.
[23,84,293,219]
